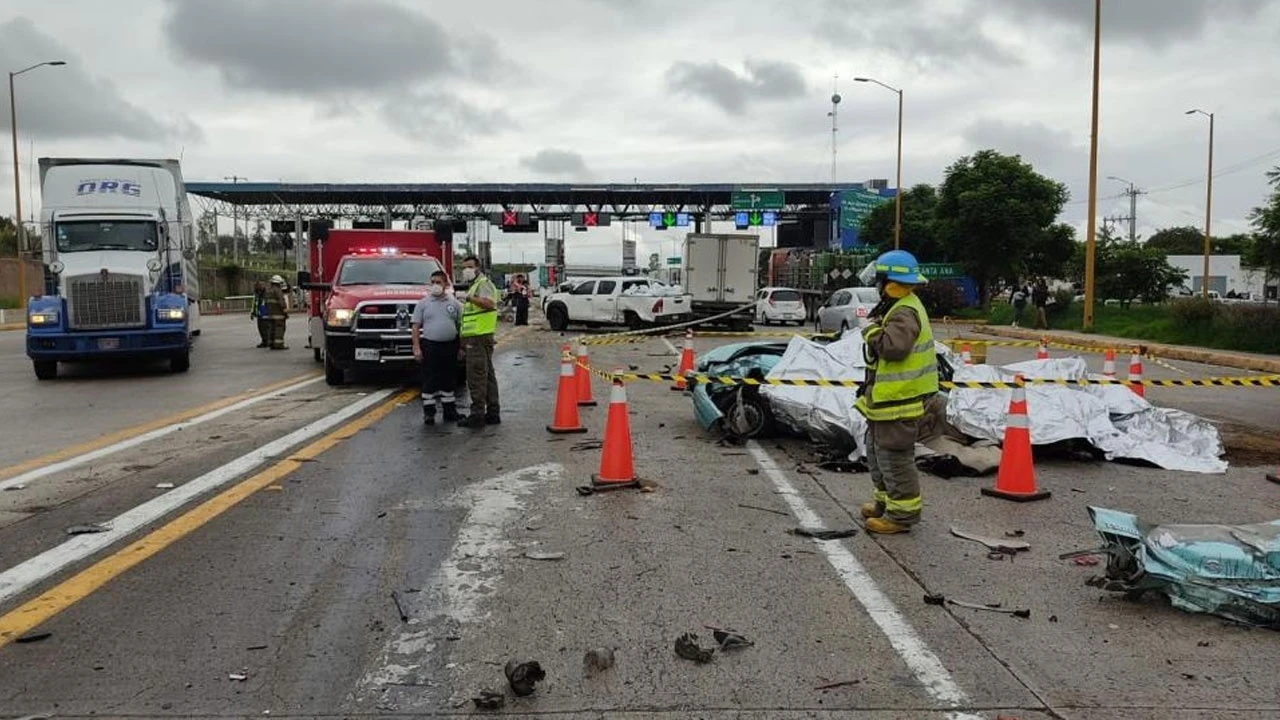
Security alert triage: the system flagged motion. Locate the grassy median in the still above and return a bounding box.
[988,299,1280,354]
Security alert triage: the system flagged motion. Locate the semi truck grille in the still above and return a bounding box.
[66,273,145,330]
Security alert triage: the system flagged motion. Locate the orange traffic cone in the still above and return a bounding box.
[575,342,597,407]
[982,375,1050,502]
[1127,349,1145,398]
[961,343,973,366]
[591,376,640,491]
[1035,339,1049,360]
[1102,348,1117,379]
[671,329,696,391]
[547,345,588,434]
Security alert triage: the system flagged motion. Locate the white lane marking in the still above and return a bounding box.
[0,376,326,492]
[0,388,395,606]
[356,463,562,696]
[747,441,970,708]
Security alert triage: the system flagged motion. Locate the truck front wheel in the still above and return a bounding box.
[546,304,569,332]
[170,352,191,373]
[324,349,345,386]
[33,360,57,380]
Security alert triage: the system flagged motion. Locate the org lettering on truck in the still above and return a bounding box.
[76,179,142,197]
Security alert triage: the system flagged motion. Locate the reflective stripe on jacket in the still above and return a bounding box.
[855,292,938,422]
[460,275,498,337]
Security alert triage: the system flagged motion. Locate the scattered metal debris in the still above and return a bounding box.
[229,673,248,681]
[391,591,409,622]
[788,527,858,541]
[737,503,789,517]
[710,628,753,651]
[65,523,111,535]
[1076,505,1280,628]
[570,440,603,452]
[154,483,176,489]
[924,593,1031,618]
[583,647,616,676]
[14,631,52,644]
[674,632,715,664]
[523,551,566,561]
[950,526,1030,553]
[815,679,861,691]
[471,689,505,710]
[746,468,760,475]
[504,659,546,696]
[246,644,268,651]
[2,484,24,491]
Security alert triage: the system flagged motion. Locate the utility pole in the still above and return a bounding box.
[1107,176,1145,242]
[1082,0,1102,331]
[224,175,245,264]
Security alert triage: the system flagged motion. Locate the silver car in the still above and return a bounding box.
[816,287,882,333]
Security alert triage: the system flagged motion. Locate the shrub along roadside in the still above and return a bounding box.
[987,299,1280,355]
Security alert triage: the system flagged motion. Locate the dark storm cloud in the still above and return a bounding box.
[0,17,199,142]
[519,149,590,177]
[161,0,498,95]
[962,118,1081,162]
[379,92,511,143]
[985,0,1271,47]
[665,59,807,115]
[817,1,1020,69]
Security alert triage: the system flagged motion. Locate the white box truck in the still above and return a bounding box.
[26,158,199,379]
[682,232,759,330]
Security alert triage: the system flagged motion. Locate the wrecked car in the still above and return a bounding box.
[1078,506,1280,628]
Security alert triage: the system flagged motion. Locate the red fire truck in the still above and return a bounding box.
[298,223,454,386]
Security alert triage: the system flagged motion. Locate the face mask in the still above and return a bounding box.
[462,268,477,281]
[430,284,445,297]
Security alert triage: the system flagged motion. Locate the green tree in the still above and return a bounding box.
[935,150,1070,306]
[858,184,944,259]
[0,216,16,257]
[1070,226,1188,307]
[1146,225,1252,255]
[1025,222,1077,280]
[1247,166,1280,302]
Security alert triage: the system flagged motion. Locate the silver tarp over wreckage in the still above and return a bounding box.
[758,335,1227,474]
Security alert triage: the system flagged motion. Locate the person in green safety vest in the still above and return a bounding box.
[459,255,501,428]
[854,249,938,534]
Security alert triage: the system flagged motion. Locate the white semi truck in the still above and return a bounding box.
[26,158,199,379]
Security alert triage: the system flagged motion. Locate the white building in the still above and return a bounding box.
[1165,255,1278,300]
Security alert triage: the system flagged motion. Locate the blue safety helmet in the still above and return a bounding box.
[873,249,928,285]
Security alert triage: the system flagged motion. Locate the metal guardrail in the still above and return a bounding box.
[200,295,254,315]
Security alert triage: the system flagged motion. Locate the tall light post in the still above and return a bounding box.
[1082,0,1101,331]
[1186,109,1214,299]
[854,77,903,249]
[10,59,66,309]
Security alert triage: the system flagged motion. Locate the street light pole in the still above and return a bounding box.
[9,60,66,310]
[1186,109,1214,299]
[854,77,904,249]
[1082,0,1101,331]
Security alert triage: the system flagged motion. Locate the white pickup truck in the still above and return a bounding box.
[543,277,693,331]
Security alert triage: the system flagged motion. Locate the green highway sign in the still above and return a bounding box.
[838,188,891,231]
[666,257,681,265]
[731,189,785,211]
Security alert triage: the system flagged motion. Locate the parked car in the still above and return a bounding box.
[753,287,806,326]
[816,287,882,333]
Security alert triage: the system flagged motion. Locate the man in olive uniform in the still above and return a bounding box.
[459,255,500,427]
[854,249,938,534]
[265,274,289,350]
[251,280,270,348]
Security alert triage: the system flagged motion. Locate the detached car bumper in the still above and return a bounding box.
[27,328,189,361]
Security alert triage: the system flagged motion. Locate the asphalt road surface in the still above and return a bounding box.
[1,317,1278,719]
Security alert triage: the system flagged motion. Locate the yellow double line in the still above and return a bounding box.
[0,329,530,647]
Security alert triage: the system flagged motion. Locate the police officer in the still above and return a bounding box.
[265,274,289,350]
[854,250,938,534]
[251,280,269,348]
[459,255,500,427]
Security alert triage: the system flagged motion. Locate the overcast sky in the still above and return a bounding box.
[3,0,1279,267]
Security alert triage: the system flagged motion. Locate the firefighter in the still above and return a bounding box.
[265,274,289,350]
[854,249,938,534]
[459,255,500,427]
[251,280,269,348]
